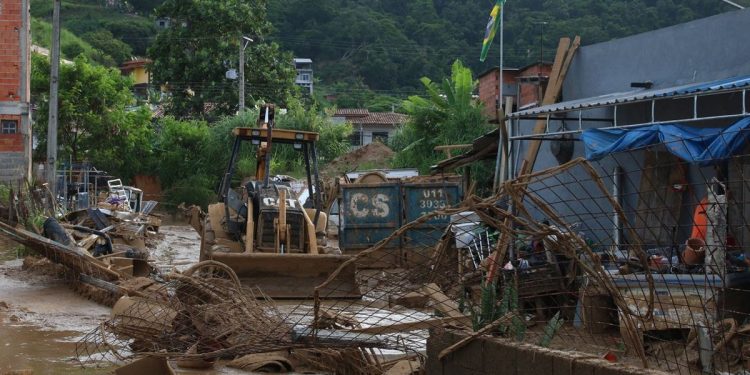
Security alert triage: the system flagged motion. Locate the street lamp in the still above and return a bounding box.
[239,36,254,111]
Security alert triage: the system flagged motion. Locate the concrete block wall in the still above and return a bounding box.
[426,328,669,375]
[0,152,24,182]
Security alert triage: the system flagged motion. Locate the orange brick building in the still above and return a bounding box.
[0,0,31,182]
[477,62,552,122]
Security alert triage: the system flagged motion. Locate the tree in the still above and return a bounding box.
[392,60,490,173]
[82,29,134,64]
[31,54,153,180]
[147,0,297,119]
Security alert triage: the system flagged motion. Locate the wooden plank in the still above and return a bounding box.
[245,199,254,253]
[422,283,471,327]
[522,36,580,175]
[349,316,467,335]
[486,36,581,284]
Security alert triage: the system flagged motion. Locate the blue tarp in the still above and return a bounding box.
[582,117,750,165]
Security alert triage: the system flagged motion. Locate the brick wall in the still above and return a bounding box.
[0,0,22,102]
[478,70,499,120]
[517,64,552,108]
[0,0,30,183]
[478,69,518,121]
[426,328,669,375]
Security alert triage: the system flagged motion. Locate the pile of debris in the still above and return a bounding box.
[77,261,421,374]
[0,179,163,306]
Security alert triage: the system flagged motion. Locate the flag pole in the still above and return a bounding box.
[493,4,506,191]
[498,5,504,110]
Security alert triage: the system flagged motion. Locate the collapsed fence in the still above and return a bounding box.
[74,133,750,374]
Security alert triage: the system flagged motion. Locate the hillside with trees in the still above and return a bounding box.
[28,0,744,107]
[267,0,738,108]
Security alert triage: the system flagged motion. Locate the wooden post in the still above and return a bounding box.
[485,37,581,284]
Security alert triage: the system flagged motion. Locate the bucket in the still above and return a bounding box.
[683,237,706,265]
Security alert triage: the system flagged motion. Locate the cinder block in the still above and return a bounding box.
[552,354,576,375]
[570,358,598,375]
[483,339,517,375]
[515,345,554,375]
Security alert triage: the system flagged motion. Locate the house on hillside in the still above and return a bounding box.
[120,58,151,99]
[0,0,32,183]
[333,109,407,148]
[294,58,313,95]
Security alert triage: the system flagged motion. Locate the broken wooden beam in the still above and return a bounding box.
[349,316,467,335]
[422,283,471,327]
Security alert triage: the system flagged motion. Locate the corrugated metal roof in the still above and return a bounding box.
[511,75,750,118]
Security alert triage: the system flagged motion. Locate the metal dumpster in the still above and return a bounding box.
[401,183,462,267]
[339,183,402,268]
[339,181,461,268]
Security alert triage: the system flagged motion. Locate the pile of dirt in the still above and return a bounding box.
[322,142,394,178]
[21,256,68,278]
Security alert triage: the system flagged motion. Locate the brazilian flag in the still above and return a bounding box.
[480,0,506,62]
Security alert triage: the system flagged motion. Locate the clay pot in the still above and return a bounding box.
[683,237,706,265]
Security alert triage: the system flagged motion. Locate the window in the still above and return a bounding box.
[350,131,362,146]
[1,120,17,134]
[372,131,389,144]
[301,74,310,81]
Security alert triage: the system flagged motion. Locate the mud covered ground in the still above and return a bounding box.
[0,224,427,374]
[0,225,205,374]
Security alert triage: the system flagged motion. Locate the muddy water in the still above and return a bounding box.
[0,225,425,373]
[0,236,113,373]
[0,226,202,373]
[151,225,203,272]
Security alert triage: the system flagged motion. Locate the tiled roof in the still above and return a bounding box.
[353,112,408,126]
[120,58,151,69]
[334,108,370,117]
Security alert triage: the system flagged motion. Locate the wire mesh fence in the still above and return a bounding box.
[71,133,750,374]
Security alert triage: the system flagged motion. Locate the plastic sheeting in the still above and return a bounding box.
[582,116,750,165]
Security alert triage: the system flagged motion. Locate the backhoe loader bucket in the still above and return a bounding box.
[207,252,361,299]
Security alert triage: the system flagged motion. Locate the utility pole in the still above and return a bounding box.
[720,0,744,9]
[47,0,61,198]
[238,36,253,112]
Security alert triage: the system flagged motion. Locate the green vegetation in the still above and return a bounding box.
[31,54,153,180]
[391,60,491,173]
[147,0,297,119]
[29,0,743,109]
[268,0,734,107]
[26,0,749,206]
[30,0,157,58]
[145,107,350,208]
[30,18,116,66]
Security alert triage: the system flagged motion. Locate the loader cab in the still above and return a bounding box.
[198,104,361,299]
[219,124,327,248]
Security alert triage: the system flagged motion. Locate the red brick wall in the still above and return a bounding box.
[478,69,519,121]
[517,64,552,108]
[0,0,22,102]
[0,114,23,152]
[478,70,499,119]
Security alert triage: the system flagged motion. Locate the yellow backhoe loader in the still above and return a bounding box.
[197,104,361,299]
